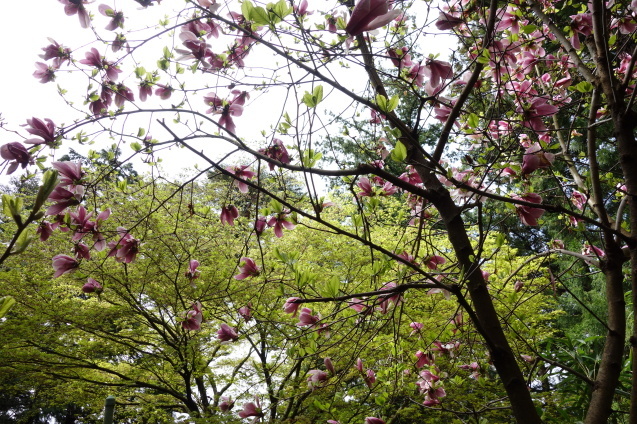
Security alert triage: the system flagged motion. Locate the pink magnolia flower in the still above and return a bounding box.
[513,193,544,226]
[185,259,200,280]
[33,62,56,83]
[79,48,122,81]
[155,84,173,99]
[238,398,264,420]
[238,304,252,321]
[98,4,125,31]
[345,0,401,36]
[219,396,235,413]
[364,369,376,388]
[46,185,84,216]
[203,92,244,133]
[107,227,140,263]
[234,257,261,280]
[378,282,402,314]
[423,58,453,88]
[424,255,446,270]
[217,323,239,342]
[522,143,555,174]
[432,341,459,357]
[387,46,412,69]
[307,369,328,390]
[415,350,434,368]
[284,297,302,316]
[514,280,524,292]
[138,82,153,102]
[1,143,32,174]
[40,39,72,68]
[37,222,55,242]
[24,117,57,146]
[220,205,239,226]
[571,190,587,210]
[259,139,291,170]
[268,213,295,238]
[516,97,559,133]
[365,418,386,424]
[52,161,85,187]
[435,11,464,30]
[59,0,90,28]
[583,244,606,258]
[52,255,79,278]
[227,165,256,193]
[295,0,313,17]
[348,298,368,313]
[297,307,320,327]
[74,242,91,260]
[82,278,103,294]
[182,301,203,331]
[409,322,424,336]
[254,216,267,236]
[324,357,336,375]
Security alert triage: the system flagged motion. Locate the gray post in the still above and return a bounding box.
[103,396,115,424]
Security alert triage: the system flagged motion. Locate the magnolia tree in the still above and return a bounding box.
[3,0,637,422]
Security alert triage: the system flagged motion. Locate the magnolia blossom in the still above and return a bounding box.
[234,257,261,280]
[217,323,239,342]
[521,143,555,174]
[33,62,56,83]
[98,4,125,31]
[297,307,320,327]
[107,227,140,263]
[220,205,239,226]
[185,260,200,280]
[219,396,234,413]
[571,190,587,210]
[415,350,434,368]
[1,143,32,174]
[259,139,291,170]
[514,193,544,226]
[345,0,401,36]
[409,322,424,336]
[182,301,203,331]
[24,117,57,146]
[47,185,84,216]
[324,357,336,375]
[52,161,85,187]
[52,255,79,278]
[306,369,328,390]
[283,297,301,316]
[365,417,386,424]
[238,305,252,321]
[226,165,256,193]
[82,278,103,294]
[238,398,264,420]
[254,216,267,236]
[424,255,446,270]
[59,0,90,28]
[583,244,606,258]
[268,213,295,238]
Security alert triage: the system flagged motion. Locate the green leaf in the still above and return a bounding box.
[313,85,324,104]
[33,170,59,212]
[13,229,34,254]
[467,112,480,129]
[131,142,142,152]
[0,296,16,319]
[391,140,407,162]
[375,94,388,112]
[387,94,399,112]
[574,81,593,93]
